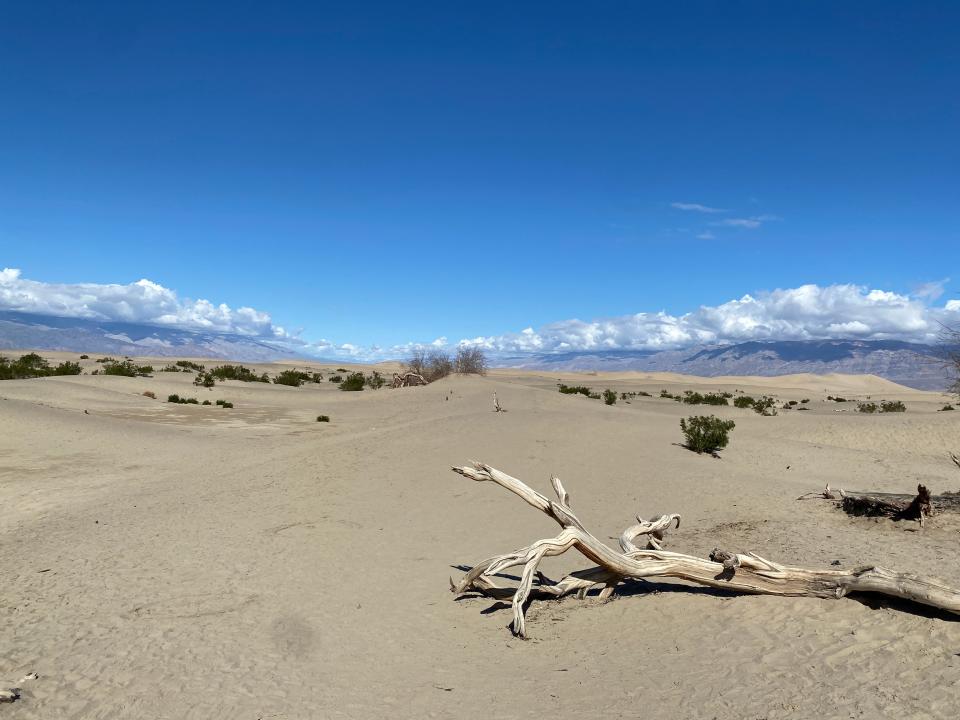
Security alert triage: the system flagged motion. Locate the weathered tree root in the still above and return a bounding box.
[451,461,960,637]
[841,484,932,525]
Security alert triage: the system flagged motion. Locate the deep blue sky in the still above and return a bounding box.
[1,1,957,348]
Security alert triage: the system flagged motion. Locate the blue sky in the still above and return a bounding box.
[1,2,958,357]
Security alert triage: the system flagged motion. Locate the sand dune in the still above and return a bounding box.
[2,352,960,718]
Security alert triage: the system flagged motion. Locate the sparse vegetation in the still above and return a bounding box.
[336,368,347,373]
[79,354,89,359]
[827,396,848,403]
[339,372,366,391]
[940,404,955,411]
[602,389,617,405]
[142,391,156,399]
[177,360,205,371]
[365,370,385,389]
[880,400,906,413]
[316,415,330,422]
[559,384,592,396]
[680,415,735,455]
[733,395,755,409]
[202,399,212,405]
[857,402,878,413]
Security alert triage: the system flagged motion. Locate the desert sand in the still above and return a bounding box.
[3,352,960,718]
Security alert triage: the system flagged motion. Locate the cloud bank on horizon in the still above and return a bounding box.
[1,268,958,360]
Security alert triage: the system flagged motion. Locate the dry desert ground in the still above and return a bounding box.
[3,352,960,718]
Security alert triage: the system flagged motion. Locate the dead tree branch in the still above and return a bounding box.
[451,461,960,637]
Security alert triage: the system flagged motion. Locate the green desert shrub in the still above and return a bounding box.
[209,365,269,382]
[753,396,778,416]
[336,368,347,373]
[221,401,233,408]
[194,371,216,387]
[558,384,592,396]
[827,396,848,402]
[857,402,878,414]
[311,373,323,383]
[680,415,736,455]
[176,360,205,372]
[161,364,183,372]
[365,370,385,389]
[940,404,955,411]
[328,375,343,383]
[880,400,906,413]
[316,415,330,422]
[660,389,675,399]
[602,389,617,405]
[167,394,181,403]
[339,372,366,391]
[52,361,82,376]
[733,395,755,409]
[185,397,199,405]
[79,354,89,359]
[273,369,311,387]
[800,398,810,404]
[682,391,728,406]
[101,360,152,377]
[202,399,211,405]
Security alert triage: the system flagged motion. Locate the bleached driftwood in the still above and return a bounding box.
[493,392,506,413]
[796,484,839,501]
[451,461,960,637]
[0,673,38,703]
[391,372,428,388]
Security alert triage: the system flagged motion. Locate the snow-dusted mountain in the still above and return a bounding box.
[495,339,954,390]
[0,311,301,362]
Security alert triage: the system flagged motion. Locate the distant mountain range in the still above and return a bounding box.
[1,312,955,390]
[494,339,955,390]
[0,311,299,362]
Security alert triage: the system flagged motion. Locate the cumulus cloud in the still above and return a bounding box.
[0,267,292,339]
[458,284,960,355]
[671,202,727,213]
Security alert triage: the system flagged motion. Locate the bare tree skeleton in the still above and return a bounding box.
[451,461,960,637]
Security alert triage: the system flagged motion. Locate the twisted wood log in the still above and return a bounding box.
[391,372,428,388]
[451,461,960,637]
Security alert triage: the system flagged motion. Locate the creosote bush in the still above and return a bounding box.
[602,389,617,405]
[682,391,729,406]
[273,369,312,387]
[558,384,592,396]
[733,395,755,409]
[753,396,778,416]
[857,402,878,414]
[210,365,269,382]
[101,359,152,377]
[79,354,89,359]
[328,375,343,383]
[194,371,216,387]
[339,372,366,391]
[365,370,385,389]
[680,415,735,455]
[316,415,330,422]
[880,400,906,413]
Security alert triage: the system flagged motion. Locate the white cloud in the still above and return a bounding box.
[671,202,726,213]
[711,214,781,229]
[912,278,950,301]
[696,231,715,240]
[0,267,292,339]
[459,284,960,355]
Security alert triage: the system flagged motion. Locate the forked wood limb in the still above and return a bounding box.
[451,461,960,637]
